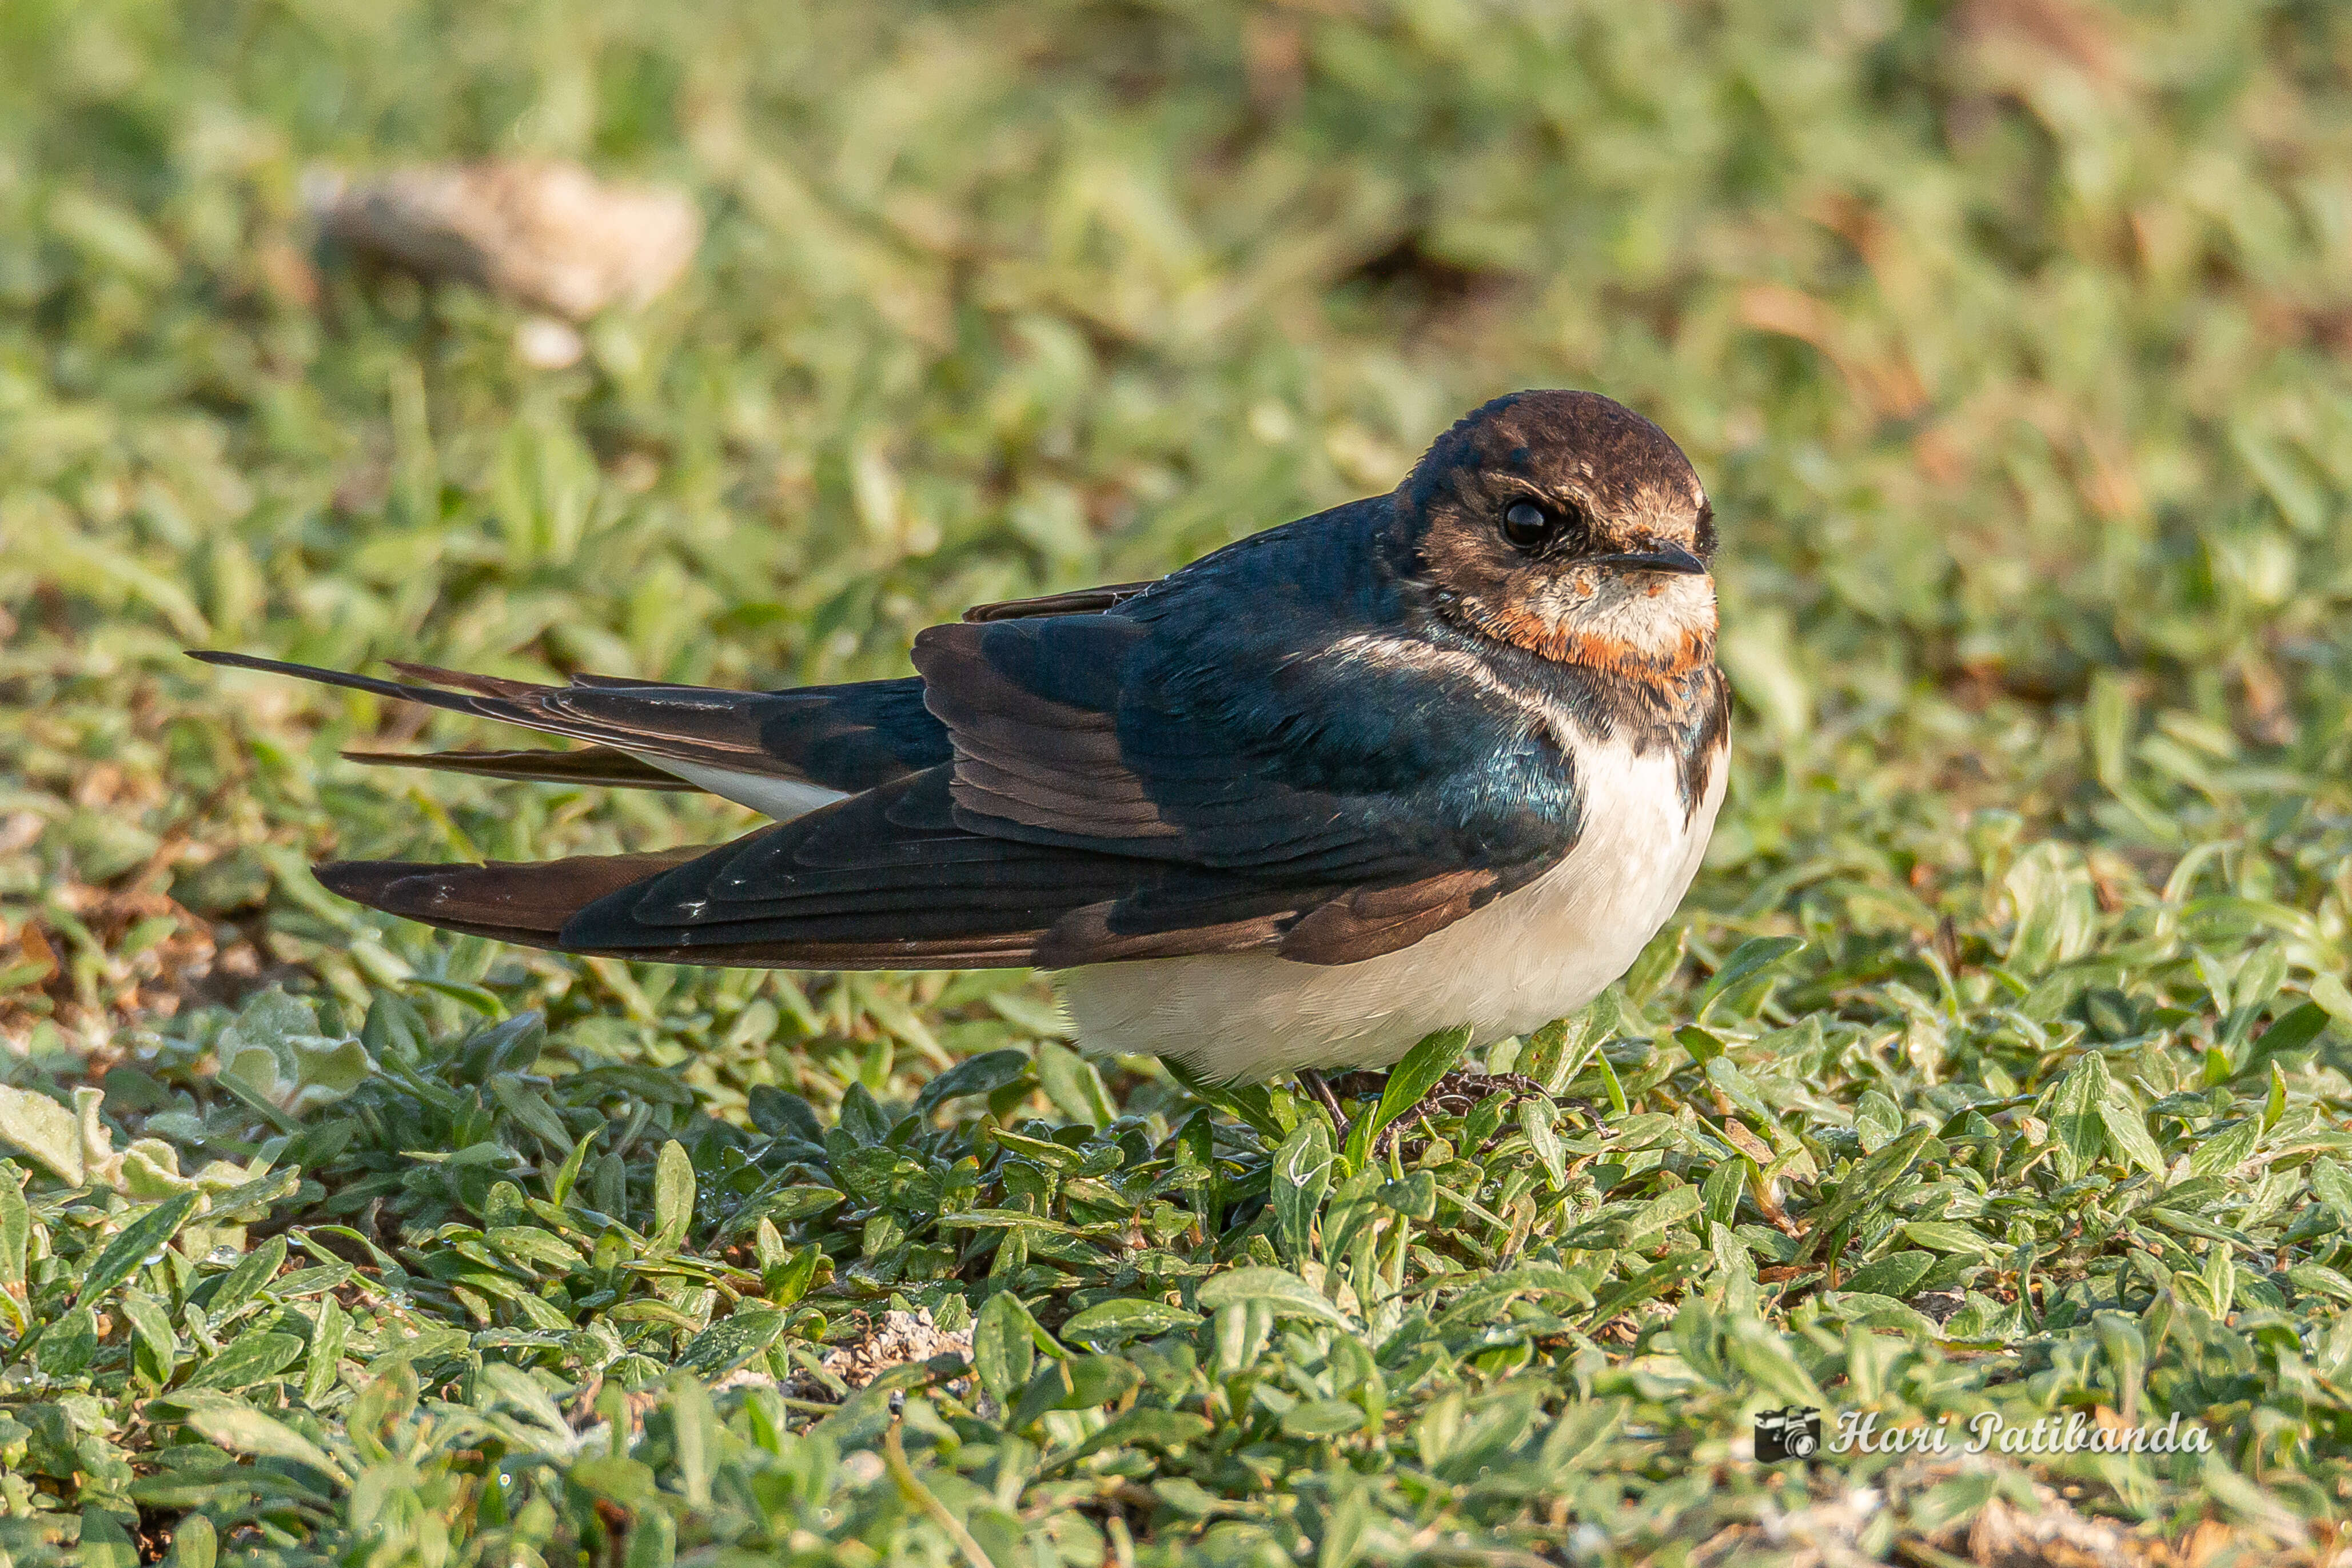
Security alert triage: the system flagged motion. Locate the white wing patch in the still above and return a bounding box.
[623,753,850,821]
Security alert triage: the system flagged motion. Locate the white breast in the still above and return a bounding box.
[1053,736,1727,1082]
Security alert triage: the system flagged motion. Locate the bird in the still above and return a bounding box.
[193,389,1729,1108]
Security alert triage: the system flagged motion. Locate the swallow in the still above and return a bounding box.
[193,389,1729,1091]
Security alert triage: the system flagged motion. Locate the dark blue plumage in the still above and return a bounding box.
[194,388,1731,1078]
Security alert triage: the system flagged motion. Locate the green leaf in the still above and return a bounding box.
[1037,1042,1117,1126]
[1433,1264,1593,1327]
[2288,1263,2352,1303]
[304,1294,348,1407]
[1901,1221,2002,1259]
[624,1509,675,1568]
[2312,974,2352,1027]
[1044,1406,1213,1472]
[651,1139,695,1252]
[1011,1353,1142,1429]
[1625,1184,1704,1245]
[77,1191,200,1309]
[1676,1025,1727,1065]
[676,1307,787,1378]
[736,1185,847,1228]
[172,1514,218,1568]
[1624,925,1689,1004]
[77,1509,138,1568]
[487,1224,583,1271]
[2190,1118,2261,1179]
[1590,1050,1629,1117]
[1695,936,1805,1018]
[1841,1250,1934,1298]
[2005,843,2098,975]
[205,1235,288,1325]
[1519,1099,1566,1188]
[1161,1056,1287,1140]
[914,1049,1034,1115]
[1701,1158,1745,1229]
[1375,1169,1438,1220]
[0,1085,83,1185]
[1518,1008,1598,1095]
[837,1082,892,1144]
[1270,1118,1334,1264]
[2084,671,2135,788]
[1357,1027,1473,1157]
[121,1286,180,1375]
[475,1360,571,1436]
[669,1373,718,1508]
[2242,1002,2331,1079]
[2311,1160,2352,1223]
[550,1124,601,1208]
[1853,1091,1902,1154]
[974,1290,1043,1400]
[989,1128,1088,1171]
[2045,1054,2112,1181]
[184,1330,305,1390]
[1061,1297,1203,1346]
[1282,1398,1369,1438]
[0,1162,27,1286]
[2099,1093,2167,1175]
[186,1400,347,1482]
[1197,1266,1353,1330]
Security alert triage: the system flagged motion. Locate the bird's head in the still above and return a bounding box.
[1402,390,1717,675]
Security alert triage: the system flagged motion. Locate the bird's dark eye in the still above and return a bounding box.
[1501,501,1551,549]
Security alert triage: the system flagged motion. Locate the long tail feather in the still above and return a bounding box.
[192,649,481,716]
[338,745,698,791]
[186,649,948,813]
[313,844,1044,967]
[314,847,706,948]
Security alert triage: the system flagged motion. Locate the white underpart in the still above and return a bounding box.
[621,752,848,821]
[1053,734,1727,1081]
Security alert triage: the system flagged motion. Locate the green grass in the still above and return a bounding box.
[5,0,2352,1562]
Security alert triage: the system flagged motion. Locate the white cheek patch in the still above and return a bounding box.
[1533,572,1715,657]
[1589,573,1713,653]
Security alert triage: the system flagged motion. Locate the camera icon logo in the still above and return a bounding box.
[1754,1405,1822,1461]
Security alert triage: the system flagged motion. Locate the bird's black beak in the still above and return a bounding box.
[1589,542,1708,575]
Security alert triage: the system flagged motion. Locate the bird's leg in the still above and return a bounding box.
[1296,1069,1350,1140]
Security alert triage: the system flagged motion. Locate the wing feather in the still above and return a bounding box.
[553,510,1585,968]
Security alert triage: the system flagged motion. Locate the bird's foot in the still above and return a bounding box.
[1400,1068,1550,1120]
[1295,1069,1604,1158]
[1359,1070,1543,1155]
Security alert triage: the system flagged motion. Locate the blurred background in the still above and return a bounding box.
[2,0,2349,1092]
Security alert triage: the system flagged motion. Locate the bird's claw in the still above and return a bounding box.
[1329,1069,1574,1155]
[1361,1069,1547,1158]
[1297,1068,1612,1160]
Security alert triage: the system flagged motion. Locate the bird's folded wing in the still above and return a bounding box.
[550,545,1585,968]
[543,765,1549,969]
